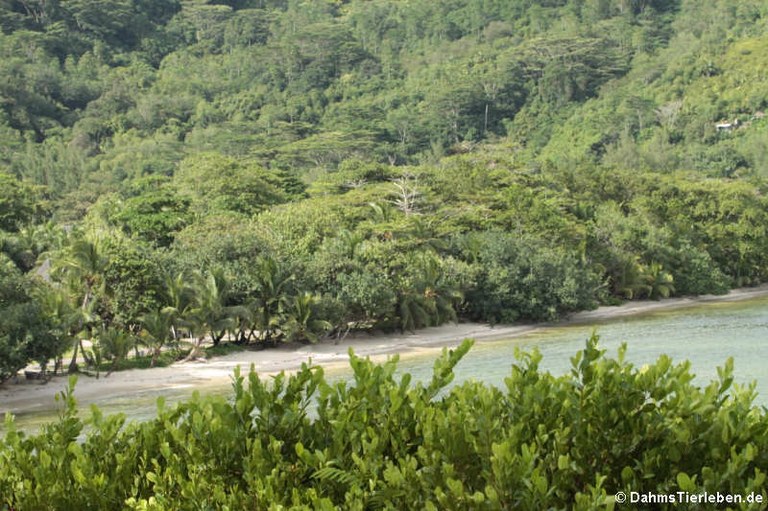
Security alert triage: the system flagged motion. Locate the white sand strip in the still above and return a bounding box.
[2,285,767,416]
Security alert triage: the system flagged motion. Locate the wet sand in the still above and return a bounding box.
[3,285,768,417]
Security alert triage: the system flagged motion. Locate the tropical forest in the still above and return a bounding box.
[2,0,768,508]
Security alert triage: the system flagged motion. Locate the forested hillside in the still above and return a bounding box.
[3,0,768,377]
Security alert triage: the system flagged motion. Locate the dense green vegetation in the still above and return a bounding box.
[3,2,768,504]
[1,338,767,509]
[2,0,768,377]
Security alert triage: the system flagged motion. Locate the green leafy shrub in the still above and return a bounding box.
[460,231,600,323]
[2,336,766,510]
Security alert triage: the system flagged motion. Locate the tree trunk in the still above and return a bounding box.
[70,290,92,373]
[80,339,94,366]
[182,336,205,363]
[67,339,80,374]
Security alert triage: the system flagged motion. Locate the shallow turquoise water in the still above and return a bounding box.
[5,296,768,434]
[392,296,768,406]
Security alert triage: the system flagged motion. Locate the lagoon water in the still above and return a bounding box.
[5,296,768,434]
[392,296,768,405]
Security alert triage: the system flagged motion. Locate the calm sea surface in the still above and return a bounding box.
[392,296,768,405]
[5,296,768,434]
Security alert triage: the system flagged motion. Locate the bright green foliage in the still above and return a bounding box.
[0,0,685,197]
[636,177,768,286]
[110,176,191,247]
[2,337,767,509]
[174,153,288,217]
[169,213,268,281]
[282,292,332,344]
[644,262,675,300]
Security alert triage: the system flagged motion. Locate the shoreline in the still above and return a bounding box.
[3,285,768,417]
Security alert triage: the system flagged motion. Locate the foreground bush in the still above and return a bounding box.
[1,336,767,510]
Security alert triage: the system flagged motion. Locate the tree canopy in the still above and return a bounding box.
[2,0,768,395]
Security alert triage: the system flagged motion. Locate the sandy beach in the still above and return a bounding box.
[2,285,768,417]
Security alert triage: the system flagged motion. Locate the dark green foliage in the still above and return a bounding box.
[336,269,397,327]
[2,337,767,509]
[393,252,464,331]
[99,237,164,328]
[671,242,730,295]
[0,172,48,232]
[460,232,600,323]
[0,262,35,381]
[0,262,65,380]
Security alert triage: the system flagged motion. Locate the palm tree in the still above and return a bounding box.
[399,216,447,252]
[161,271,194,340]
[249,256,292,345]
[645,262,675,300]
[397,253,463,332]
[33,286,83,375]
[139,308,175,367]
[232,303,254,344]
[182,269,241,360]
[336,229,365,259]
[51,238,107,373]
[367,202,396,223]
[96,326,134,376]
[611,255,651,300]
[283,293,332,343]
[396,289,431,332]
